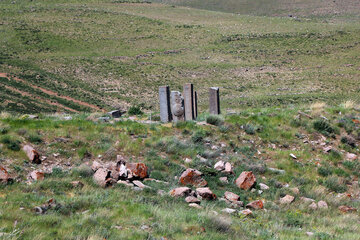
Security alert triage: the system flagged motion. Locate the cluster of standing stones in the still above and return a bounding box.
[159,84,220,123]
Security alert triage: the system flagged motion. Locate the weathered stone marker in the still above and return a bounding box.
[183,83,194,121]
[209,87,220,114]
[193,91,198,119]
[170,91,185,122]
[159,86,172,122]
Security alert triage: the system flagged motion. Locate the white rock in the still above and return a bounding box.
[221,208,237,214]
[317,201,328,209]
[214,161,225,171]
[290,153,297,159]
[259,183,269,190]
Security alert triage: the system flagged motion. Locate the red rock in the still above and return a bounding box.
[23,145,41,164]
[179,168,207,187]
[170,187,192,197]
[185,196,200,203]
[280,195,295,204]
[196,187,216,200]
[246,200,264,210]
[0,166,12,184]
[30,171,44,181]
[224,191,240,203]
[235,171,256,190]
[339,205,357,213]
[93,168,111,187]
[126,162,148,179]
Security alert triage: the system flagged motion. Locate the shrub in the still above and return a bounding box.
[128,106,143,115]
[0,127,9,134]
[244,124,255,135]
[191,130,207,143]
[324,177,347,193]
[284,210,304,227]
[0,135,21,151]
[206,115,224,126]
[313,119,339,136]
[71,164,93,178]
[27,133,43,144]
[317,166,332,177]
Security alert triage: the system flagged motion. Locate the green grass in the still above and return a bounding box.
[1,103,360,239]
[0,0,359,113]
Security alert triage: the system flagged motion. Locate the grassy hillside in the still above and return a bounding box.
[0,0,359,113]
[1,102,360,239]
[153,0,360,17]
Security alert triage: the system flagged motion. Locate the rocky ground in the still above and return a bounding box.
[0,103,360,239]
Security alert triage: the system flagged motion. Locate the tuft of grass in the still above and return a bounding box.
[206,115,224,126]
[128,106,143,116]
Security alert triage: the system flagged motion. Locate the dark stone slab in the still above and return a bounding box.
[159,86,172,122]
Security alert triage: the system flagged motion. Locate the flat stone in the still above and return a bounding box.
[180,168,207,187]
[93,168,110,187]
[290,187,300,195]
[280,195,295,204]
[309,202,318,210]
[23,145,41,164]
[117,180,134,187]
[235,171,256,190]
[189,203,202,209]
[223,162,233,174]
[338,205,357,213]
[224,191,240,203]
[219,177,228,183]
[246,200,264,210]
[183,83,195,121]
[317,201,328,209]
[133,180,147,189]
[169,187,192,197]
[185,196,200,204]
[159,86,172,122]
[30,171,44,181]
[300,197,315,203]
[346,152,357,161]
[259,183,269,190]
[214,161,225,171]
[239,209,253,216]
[209,87,220,115]
[91,161,102,172]
[221,208,237,214]
[196,187,216,200]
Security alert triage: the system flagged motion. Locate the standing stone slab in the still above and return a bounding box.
[209,87,220,115]
[170,91,185,122]
[159,86,172,122]
[183,83,195,121]
[194,91,198,119]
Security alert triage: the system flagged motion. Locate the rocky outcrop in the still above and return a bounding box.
[179,168,207,187]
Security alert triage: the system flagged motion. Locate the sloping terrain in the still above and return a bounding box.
[0,0,359,113]
[154,0,360,17]
[0,103,360,239]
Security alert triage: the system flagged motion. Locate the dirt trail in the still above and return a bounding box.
[0,82,79,113]
[0,73,104,112]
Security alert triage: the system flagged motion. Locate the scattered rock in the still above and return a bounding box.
[30,171,44,181]
[223,162,233,174]
[259,183,269,190]
[180,168,207,187]
[126,162,148,179]
[0,166,12,184]
[23,145,41,164]
[300,197,315,203]
[280,195,295,204]
[219,177,228,183]
[133,180,148,189]
[240,209,253,216]
[70,181,84,188]
[189,203,203,209]
[308,202,318,210]
[267,168,285,174]
[34,198,59,214]
[93,168,111,187]
[317,201,328,209]
[338,205,357,213]
[306,232,314,237]
[196,187,216,200]
[184,158,192,163]
[91,161,102,172]
[323,146,332,153]
[246,200,264,210]
[290,153,297,159]
[221,208,236,214]
[224,191,240,203]
[346,152,357,161]
[185,196,200,204]
[214,161,225,171]
[117,180,134,187]
[140,224,150,231]
[290,187,300,195]
[169,187,192,197]
[235,171,256,190]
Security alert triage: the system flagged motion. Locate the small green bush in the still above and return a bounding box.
[313,119,339,136]
[317,166,332,177]
[324,177,347,193]
[191,129,207,143]
[244,124,255,135]
[27,133,43,144]
[0,135,21,151]
[206,115,224,126]
[128,106,143,115]
[284,210,304,227]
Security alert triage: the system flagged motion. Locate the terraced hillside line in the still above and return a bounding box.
[0,73,104,112]
[0,83,79,113]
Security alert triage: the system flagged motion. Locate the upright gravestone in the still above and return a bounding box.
[183,83,194,121]
[209,87,220,115]
[159,86,172,122]
[194,91,198,119]
[170,91,185,122]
